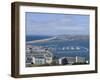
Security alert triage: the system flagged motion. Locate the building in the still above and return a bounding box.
[59,57,68,65]
[32,50,53,65]
[26,45,53,65]
[75,56,86,63]
[26,45,33,53]
[32,55,46,65]
[44,51,53,64]
[59,56,86,65]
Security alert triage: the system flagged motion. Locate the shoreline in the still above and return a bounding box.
[26,36,57,44]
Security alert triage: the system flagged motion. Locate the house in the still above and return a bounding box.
[75,56,86,63]
[32,55,46,65]
[59,56,86,65]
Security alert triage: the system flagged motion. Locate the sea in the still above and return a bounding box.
[26,35,89,61]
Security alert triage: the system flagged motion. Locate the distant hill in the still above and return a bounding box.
[27,35,89,44]
[54,35,89,41]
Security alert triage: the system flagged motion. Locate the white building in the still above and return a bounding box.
[32,50,53,65]
[32,55,46,65]
[26,45,53,65]
[59,56,86,65]
[75,56,86,63]
[44,51,53,64]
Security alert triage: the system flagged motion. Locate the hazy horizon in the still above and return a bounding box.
[26,34,89,36]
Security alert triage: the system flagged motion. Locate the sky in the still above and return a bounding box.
[25,12,89,36]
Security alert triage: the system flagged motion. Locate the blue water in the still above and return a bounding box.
[26,35,89,61]
[26,35,52,41]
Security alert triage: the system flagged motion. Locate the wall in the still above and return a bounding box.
[0,0,100,80]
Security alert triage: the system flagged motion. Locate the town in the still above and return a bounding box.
[26,45,89,67]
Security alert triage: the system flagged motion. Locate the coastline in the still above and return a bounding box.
[26,36,57,44]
